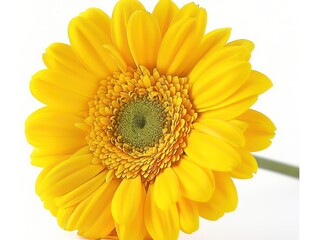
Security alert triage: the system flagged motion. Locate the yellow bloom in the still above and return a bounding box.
[25,0,276,239]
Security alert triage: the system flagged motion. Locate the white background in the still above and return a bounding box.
[1,0,307,239]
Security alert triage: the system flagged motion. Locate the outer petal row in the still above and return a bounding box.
[25,107,87,153]
[152,0,179,37]
[112,0,145,67]
[157,3,207,76]
[45,1,209,85]
[127,10,161,70]
[198,172,238,220]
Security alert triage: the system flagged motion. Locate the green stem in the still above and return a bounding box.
[254,155,299,179]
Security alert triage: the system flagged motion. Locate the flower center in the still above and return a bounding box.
[116,99,166,149]
[85,66,197,182]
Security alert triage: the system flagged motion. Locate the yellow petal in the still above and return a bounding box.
[173,156,214,202]
[185,130,241,171]
[192,70,272,116]
[35,147,89,196]
[116,197,147,240]
[144,184,179,240]
[237,109,276,151]
[154,167,180,210]
[57,206,76,229]
[157,4,206,76]
[214,70,273,109]
[79,206,114,240]
[183,28,232,75]
[43,196,58,216]
[169,2,207,27]
[177,197,199,234]
[43,43,98,84]
[68,16,118,78]
[55,170,106,208]
[32,69,96,98]
[127,10,161,69]
[30,148,72,168]
[157,18,194,75]
[40,153,104,199]
[226,39,255,60]
[191,59,252,110]
[80,8,112,40]
[111,176,144,224]
[198,96,257,120]
[198,172,238,220]
[193,119,245,147]
[213,173,238,212]
[111,0,145,67]
[230,150,258,179]
[189,46,249,84]
[152,0,178,37]
[67,179,119,237]
[43,163,104,198]
[25,107,87,152]
[103,44,127,73]
[30,70,92,113]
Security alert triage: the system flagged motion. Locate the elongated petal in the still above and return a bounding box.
[185,130,241,171]
[226,39,255,60]
[66,179,120,238]
[55,170,106,208]
[80,8,112,39]
[191,59,251,109]
[227,39,254,51]
[189,46,249,84]
[127,10,161,69]
[237,110,276,151]
[157,4,206,75]
[33,69,96,98]
[144,185,179,240]
[157,18,194,75]
[43,196,58,216]
[193,119,245,147]
[177,197,199,234]
[30,70,92,113]
[35,147,89,196]
[116,195,147,240]
[112,176,144,224]
[213,70,273,109]
[198,172,238,220]
[230,150,258,179]
[42,161,104,198]
[154,168,180,210]
[198,96,257,119]
[215,173,238,212]
[30,148,72,167]
[103,44,127,73]
[183,28,231,75]
[68,16,118,78]
[169,2,206,27]
[57,206,76,229]
[173,156,214,202]
[43,43,98,84]
[152,0,178,37]
[226,39,255,61]
[38,152,104,200]
[112,0,145,67]
[77,203,115,239]
[25,107,87,152]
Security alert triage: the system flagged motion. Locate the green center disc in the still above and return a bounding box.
[117,99,165,149]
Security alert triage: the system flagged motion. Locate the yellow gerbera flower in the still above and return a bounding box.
[25,0,276,239]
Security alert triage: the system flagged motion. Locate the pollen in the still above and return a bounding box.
[86,66,197,182]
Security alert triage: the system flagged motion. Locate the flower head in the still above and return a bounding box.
[26,0,276,239]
